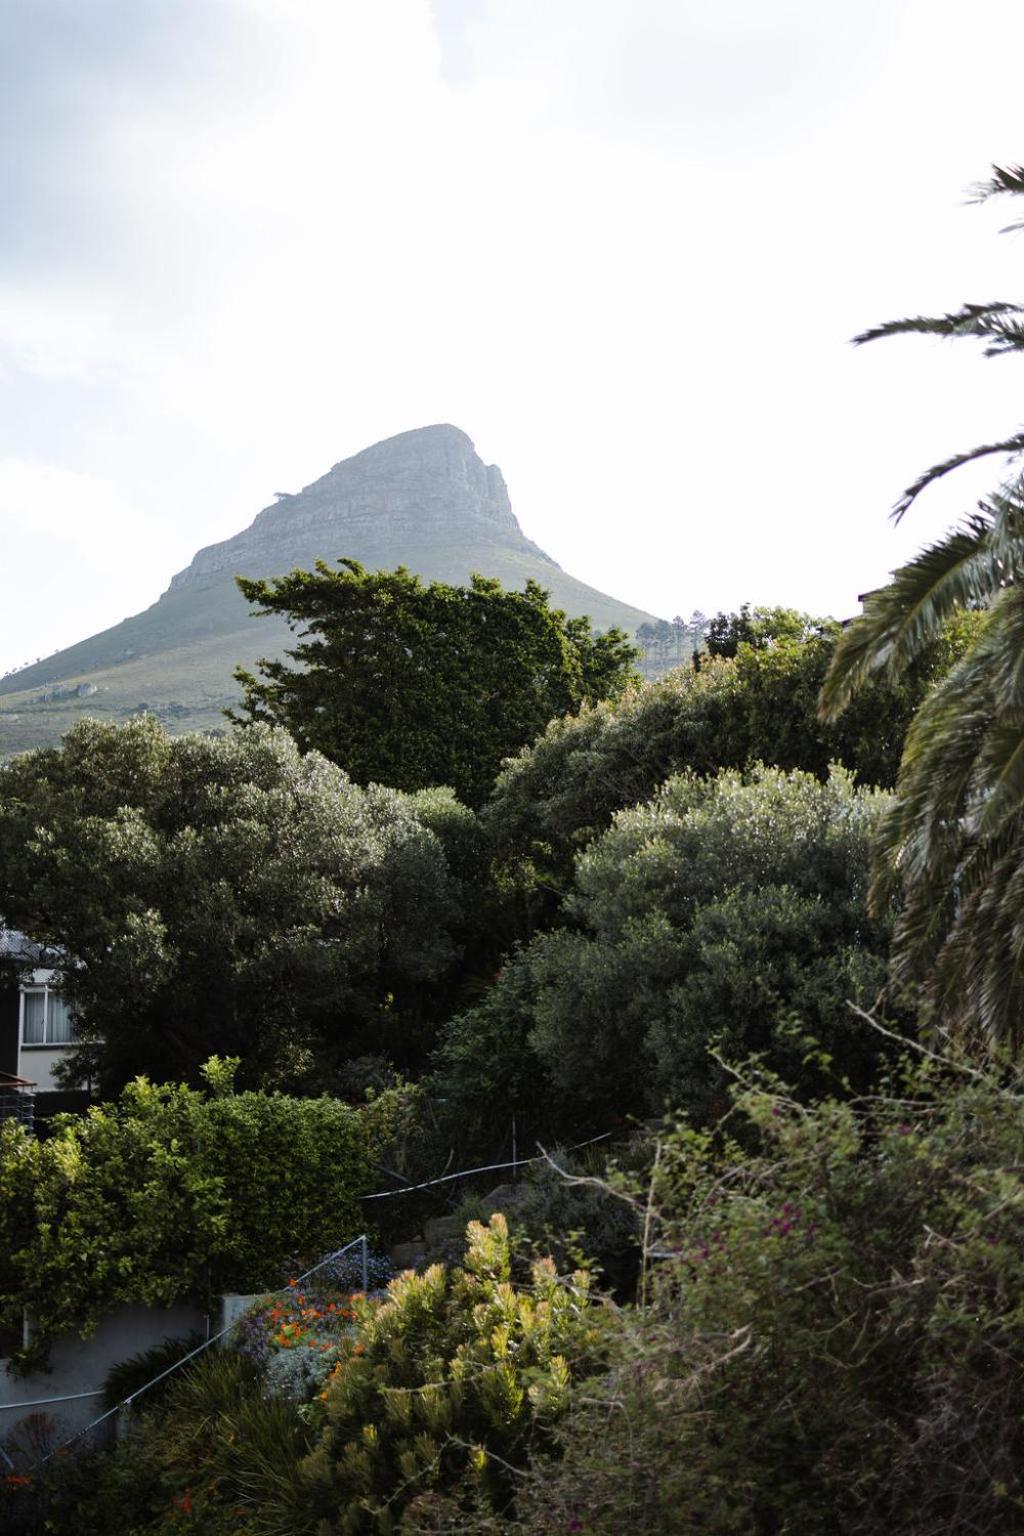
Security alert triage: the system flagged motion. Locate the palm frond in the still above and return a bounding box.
[967,163,1024,211]
[868,648,996,947]
[967,719,1024,840]
[897,669,992,858]
[984,476,1024,570]
[819,516,994,717]
[845,165,1024,1051]
[968,163,1024,200]
[885,642,1000,871]
[972,583,1024,709]
[852,301,1024,349]
[939,841,1024,1045]
[892,433,1024,522]
[977,317,1024,354]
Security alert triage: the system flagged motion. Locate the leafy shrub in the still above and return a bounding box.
[511,1048,1024,1535]
[0,1064,402,1369]
[265,1342,339,1405]
[508,1150,641,1298]
[275,1214,610,1532]
[24,1349,312,1536]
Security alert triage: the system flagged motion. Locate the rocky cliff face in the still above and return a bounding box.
[169,424,557,594]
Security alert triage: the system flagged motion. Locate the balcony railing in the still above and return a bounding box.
[0,1074,36,1132]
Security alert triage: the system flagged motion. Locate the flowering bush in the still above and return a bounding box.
[259,1214,611,1532]
[513,1048,1024,1535]
[238,1279,361,1374]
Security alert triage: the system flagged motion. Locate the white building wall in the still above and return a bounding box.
[0,1302,217,1461]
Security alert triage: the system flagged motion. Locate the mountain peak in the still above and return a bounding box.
[0,425,660,752]
[168,423,525,594]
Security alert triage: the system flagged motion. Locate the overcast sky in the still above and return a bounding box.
[3,0,1024,672]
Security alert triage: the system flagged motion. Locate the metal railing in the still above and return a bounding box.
[0,1077,35,1132]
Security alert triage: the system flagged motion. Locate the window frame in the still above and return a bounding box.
[19,978,74,1048]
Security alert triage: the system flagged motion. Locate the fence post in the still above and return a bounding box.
[360,1234,369,1294]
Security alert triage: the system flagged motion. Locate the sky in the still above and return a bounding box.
[3,0,1024,673]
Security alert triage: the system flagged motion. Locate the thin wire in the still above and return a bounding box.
[361,1130,614,1200]
[0,1388,104,1414]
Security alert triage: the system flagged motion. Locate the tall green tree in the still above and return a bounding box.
[821,164,1024,1047]
[0,718,461,1093]
[231,561,638,808]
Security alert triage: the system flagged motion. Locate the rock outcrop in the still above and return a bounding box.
[169,425,556,594]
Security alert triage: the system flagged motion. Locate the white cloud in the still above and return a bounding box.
[0,460,154,673]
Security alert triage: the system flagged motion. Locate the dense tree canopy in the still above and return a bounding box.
[0,718,461,1094]
[437,765,892,1147]
[822,164,1024,1047]
[702,602,820,659]
[486,616,974,902]
[231,561,638,807]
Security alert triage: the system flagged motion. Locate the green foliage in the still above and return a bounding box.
[230,561,638,809]
[511,1049,1024,1535]
[281,1213,608,1533]
[703,602,820,658]
[0,717,462,1092]
[0,1067,401,1368]
[507,1151,641,1298]
[438,765,892,1142]
[17,1225,604,1535]
[21,1349,313,1536]
[486,620,974,902]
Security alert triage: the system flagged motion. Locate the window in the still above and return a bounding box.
[22,986,73,1046]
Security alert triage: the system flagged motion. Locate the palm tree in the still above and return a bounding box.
[821,164,1024,1047]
